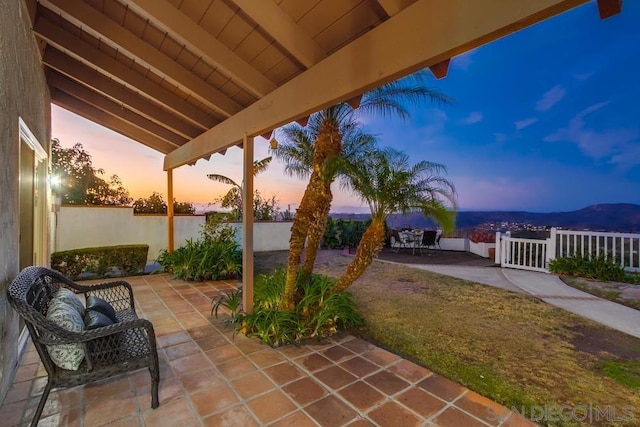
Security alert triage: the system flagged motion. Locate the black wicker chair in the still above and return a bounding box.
[420,230,438,255]
[6,266,159,426]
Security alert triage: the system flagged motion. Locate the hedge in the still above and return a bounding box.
[51,244,149,280]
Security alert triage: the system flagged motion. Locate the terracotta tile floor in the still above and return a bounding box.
[0,274,536,426]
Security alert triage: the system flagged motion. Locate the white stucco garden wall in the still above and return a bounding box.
[56,206,292,259]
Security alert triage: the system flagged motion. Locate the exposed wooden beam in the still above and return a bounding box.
[597,0,622,19]
[121,0,276,97]
[165,0,589,170]
[229,0,327,68]
[429,58,451,79]
[22,0,38,27]
[49,71,186,147]
[51,89,177,154]
[44,48,201,140]
[41,0,243,117]
[377,0,416,16]
[35,17,216,130]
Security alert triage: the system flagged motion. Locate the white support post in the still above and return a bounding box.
[546,227,557,265]
[505,231,511,265]
[494,232,501,265]
[242,135,255,314]
[167,168,174,252]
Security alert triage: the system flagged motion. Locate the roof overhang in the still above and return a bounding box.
[26,0,620,169]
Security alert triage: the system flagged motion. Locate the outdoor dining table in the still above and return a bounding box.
[400,230,423,255]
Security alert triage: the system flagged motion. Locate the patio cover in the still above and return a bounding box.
[27,0,621,310]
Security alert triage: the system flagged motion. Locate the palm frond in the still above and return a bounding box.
[342,146,457,231]
[206,174,238,186]
[253,157,272,175]
[357,71,453,120]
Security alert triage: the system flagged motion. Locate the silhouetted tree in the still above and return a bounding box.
[51,139,132,206]
[133,192,195,214]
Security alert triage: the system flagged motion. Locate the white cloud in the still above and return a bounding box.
[544,101,640,164]
[459,111,483,125]
[514,118,538,131]
[452,49,476,71]
[453,175,549,211]
[610,144,640,170]
[574,72,594,81]
[428,108,449,122]
[494,133,508,143]
[536,85,566,111]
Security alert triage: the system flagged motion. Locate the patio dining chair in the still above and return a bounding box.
[420,230,438,255]
[389,228,410,253]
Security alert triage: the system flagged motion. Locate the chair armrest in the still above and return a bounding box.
[36,268,135,312]
[38,317,157,371]
[37,317,153,345]
[82,281,135,313]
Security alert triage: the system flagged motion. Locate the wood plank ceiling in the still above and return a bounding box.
[27,0,611,167]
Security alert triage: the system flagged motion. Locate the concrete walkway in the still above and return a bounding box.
[408,263,640,339]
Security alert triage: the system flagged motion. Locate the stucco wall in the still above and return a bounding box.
[56,206,292,259]
[0,0,51,402]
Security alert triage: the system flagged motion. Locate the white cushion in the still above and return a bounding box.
[46,299,85,370]
[53,288,85,315]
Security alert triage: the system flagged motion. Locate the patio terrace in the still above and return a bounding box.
[0,274,534,426]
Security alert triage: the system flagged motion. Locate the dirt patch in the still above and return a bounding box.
[568,323,640,360]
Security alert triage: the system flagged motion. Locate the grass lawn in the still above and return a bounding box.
[256,250,640,426]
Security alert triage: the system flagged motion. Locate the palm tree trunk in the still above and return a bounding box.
[332,218,386,294]
[301,191,332,279]
[281,120,341,310]
[281,177,329,310]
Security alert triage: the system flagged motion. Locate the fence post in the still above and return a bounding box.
[546,227,557,266]
[494,232,501,264]
[504,231,511,266]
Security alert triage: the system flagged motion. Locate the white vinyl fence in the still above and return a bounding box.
[554,229,640,272]
[497,233,550,273]
[496,228,640,273]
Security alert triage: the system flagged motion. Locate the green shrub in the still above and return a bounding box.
[323,218,371,249]
[549,253,632,283]
[158,216,241,281]
[51,244,149,280]
[213,269,362,346]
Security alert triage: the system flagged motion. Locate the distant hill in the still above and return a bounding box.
[331,203,640,233]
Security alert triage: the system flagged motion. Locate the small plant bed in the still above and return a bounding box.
[548,254,639,284]
[255,250,640,426]
[212,269,361,346]
[158,215,241,281]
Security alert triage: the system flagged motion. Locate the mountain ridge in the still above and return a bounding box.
[330,203,640,232]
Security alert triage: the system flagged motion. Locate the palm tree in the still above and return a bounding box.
[275,72,452,310]
[207,157,272,219]
[274,114,377,288]
[331,147,457,293]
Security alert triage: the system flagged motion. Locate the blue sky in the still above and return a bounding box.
[363,1,640,212]
[52,1,640,213]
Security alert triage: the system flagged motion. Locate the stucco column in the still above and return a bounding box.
[242,135,254,314]
[167,168,174,252]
